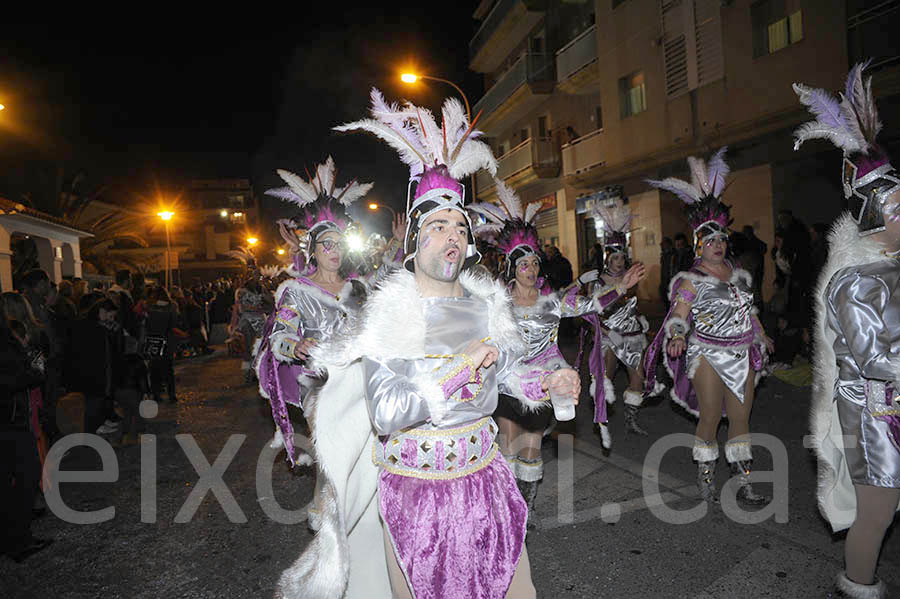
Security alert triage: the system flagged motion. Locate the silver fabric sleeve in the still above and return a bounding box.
[831,272,900,383]
[363,356,438,435]
[269,290,304,362]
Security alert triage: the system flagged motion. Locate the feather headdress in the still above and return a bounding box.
[226,246,257,269]
[647,147,733,239]
[335,88,499,271]
[334,88,497,184]
[793,61,899,236]
[469,179,542,279]
[593,198,637,252]
[265,156,372,266]
[259,265,285,280]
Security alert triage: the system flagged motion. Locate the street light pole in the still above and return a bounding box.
[158,211,174,290]
[401,73,479,202]
[368,202,397,219]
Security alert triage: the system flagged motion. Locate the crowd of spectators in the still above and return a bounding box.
[0,267,248,562]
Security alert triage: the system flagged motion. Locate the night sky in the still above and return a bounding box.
[0,6,482,235]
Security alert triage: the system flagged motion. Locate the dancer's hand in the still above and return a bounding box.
[667,337,686,358]
[542,369,581,405]
[762,334,775,354]
[392,213,408,241]
[464,340,499,370]
[622,263,646,290]
[293,338,317,360]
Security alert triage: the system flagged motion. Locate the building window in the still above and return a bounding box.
[520,127,531,142]
[538,115,549,138]
[619,71,647,118]
[595,105,603,130]
[752,1,803,57]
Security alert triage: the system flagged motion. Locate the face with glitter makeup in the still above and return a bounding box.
[606,252,625,274]
[878,189,900,251]
[314,230,343,273]
[514,254,540,288]
[699,235,727,266]
[414,209,469,283]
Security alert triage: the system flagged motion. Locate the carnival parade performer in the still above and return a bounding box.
[253,156,374,469]
[274,89,581,599]
[469,181,645,522]
[225,247,271,382]
[800,62,900,599]
[587,198,654,436]
[644,147,773,505]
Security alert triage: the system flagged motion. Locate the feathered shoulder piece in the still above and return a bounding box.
[469,179,541,256]
[793,60,882,155]
[334,88,497,182]
[646,147,732,234]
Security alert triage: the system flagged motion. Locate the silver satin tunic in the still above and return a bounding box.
[269,278,366,400]
[681,271,758,403]
[364,294,519,435]
[826,261,900,486]
[512,291,597,370]
[595,277,648,371]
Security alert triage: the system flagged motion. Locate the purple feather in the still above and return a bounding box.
[805,87,848,130]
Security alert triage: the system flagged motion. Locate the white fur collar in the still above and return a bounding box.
[511,290,558,316]
[311,269,524,368]
[667,264,753,299]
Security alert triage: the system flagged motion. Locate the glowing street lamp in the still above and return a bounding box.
[368,202,397,219]
[0,104,5,111]
[157,211,175,289]
[247,237,259,246]
[277,248,286,256]
[401,71,478,200]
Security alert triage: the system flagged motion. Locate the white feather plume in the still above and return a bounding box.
[271,158,372,210]
[645,176,702,205]
[315,156,336,196]
[335,88,497,182]
[687,157,711,197]
[276,169,318,206]
[334,181,374,207]
[524,202,542,225]
[594,198,634,234]
[495,180,523,220]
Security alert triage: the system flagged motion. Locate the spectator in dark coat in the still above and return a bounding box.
[109,269,139,354]
[659,237,677,309]
[544,246,573,290]
[673,233,695,273]
[0,306,52,562]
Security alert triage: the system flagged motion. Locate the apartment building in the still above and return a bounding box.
[470,0,900,305]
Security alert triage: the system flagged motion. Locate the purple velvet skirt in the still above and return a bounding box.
[379,452,527,599]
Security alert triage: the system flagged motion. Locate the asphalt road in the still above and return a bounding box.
[2,347,896,598]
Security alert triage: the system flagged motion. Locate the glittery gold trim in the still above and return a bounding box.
[275,315,299,328]
[397,417,491,437]
[374,443,499,480]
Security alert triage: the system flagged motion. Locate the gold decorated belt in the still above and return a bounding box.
[373,417,498,480]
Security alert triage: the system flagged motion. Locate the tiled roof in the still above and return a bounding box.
[0,197,89,232]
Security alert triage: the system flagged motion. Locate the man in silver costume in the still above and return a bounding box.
[800,62,900,599]
[470,180,645,526]
[645,147,773,505]
[274,91,581,599]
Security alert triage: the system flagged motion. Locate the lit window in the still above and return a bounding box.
[619,71,647,118]
[752,1,803,57]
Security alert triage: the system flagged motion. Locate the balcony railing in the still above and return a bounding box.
[556,25,598,82]
[562,128,605,177]
[470,0,517,59]
[473,53,555,118]
[476,137,559,192]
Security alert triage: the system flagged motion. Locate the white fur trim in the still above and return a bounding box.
[835,571,887,599]
[598,423,611,449]
[310,269,523,369]
[638,315,650,333]
[410,373,449,426]
[604,377,617,405]
[668,266,753,299]
[516,457,544,482]
[724,439,752,463]
[624,389,643,407]
[295,452,314,467]
[251,337,263,359]
[589,378,596,397]
[811,213,900,531]
[692,441,719,462]
[650,381,666,397]
[270,427,285,449]
[664,316,689,339]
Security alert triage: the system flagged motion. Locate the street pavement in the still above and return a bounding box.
[3,347,899,598]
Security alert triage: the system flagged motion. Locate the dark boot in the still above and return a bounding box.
[516,478,538,530]
[725,439,768,505]
[693,439,719,504]
[728,460,770,505]
[623,404,647,436]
